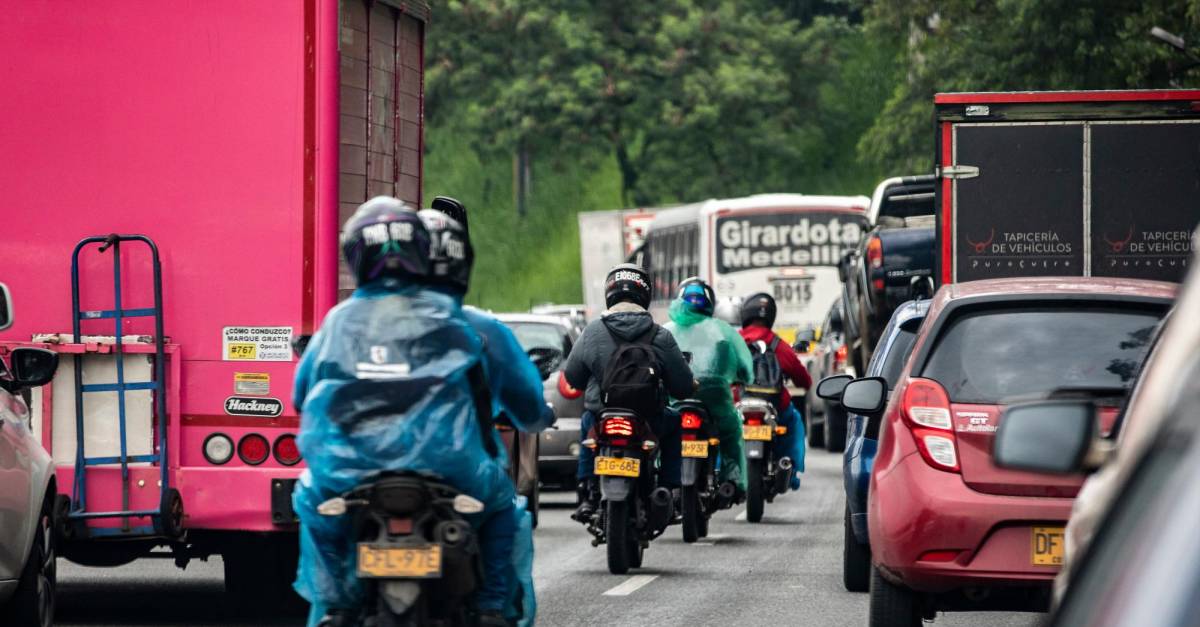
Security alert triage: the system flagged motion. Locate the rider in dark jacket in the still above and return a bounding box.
[562,263,694,520]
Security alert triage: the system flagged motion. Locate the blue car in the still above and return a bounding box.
[840,299,928,592]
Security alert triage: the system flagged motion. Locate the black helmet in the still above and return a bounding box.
[418,208,474,294]
[431,196,468,234]
[740,292,777,328]
[677,277,715,317]
[605,263,652,309]
[341,196,431,286]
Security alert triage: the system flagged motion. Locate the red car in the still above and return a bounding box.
[840,277,1175,626]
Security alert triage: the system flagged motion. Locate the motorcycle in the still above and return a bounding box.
[581,408,673,574]
[676,399,737,543]
[315,472,489,627]
[737,395,793,523]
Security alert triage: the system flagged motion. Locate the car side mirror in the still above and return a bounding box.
[841,377,888,416]
[9,347,59,389]
[527,347,562,381]
[993,401,1096,474]
[0,283,11,331]
[816,374,853,401]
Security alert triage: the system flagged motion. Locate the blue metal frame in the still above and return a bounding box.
[69,234,169,538]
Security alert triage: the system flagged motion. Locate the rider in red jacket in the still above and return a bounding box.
[737,293,811,489]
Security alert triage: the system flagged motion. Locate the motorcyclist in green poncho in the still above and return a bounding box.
[663,278,754,497]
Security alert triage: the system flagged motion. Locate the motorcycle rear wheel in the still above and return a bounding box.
[606,500,631,574]
[746,459,765,523]
[681,486,701,543]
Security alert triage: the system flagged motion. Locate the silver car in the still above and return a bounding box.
[0,283,60,627]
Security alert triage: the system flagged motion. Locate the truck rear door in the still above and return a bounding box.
[936,91,1200,285]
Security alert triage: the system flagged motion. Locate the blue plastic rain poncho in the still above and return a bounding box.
[292,280,550,625]
[663,298,754,490]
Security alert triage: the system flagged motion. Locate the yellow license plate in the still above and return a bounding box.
[357,544,442,579]
[743,425,773,441]
[681,440,709,458]
[1031,526,1064,566]
[595,456,640,477]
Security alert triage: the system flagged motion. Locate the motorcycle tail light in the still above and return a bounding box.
[387,517,414,535]
[902,378,959,473]
[680,411,702,430]
[602,416,634,436]
[202,433,234,465]
[237,433,270,466]
[273,434,302,466]
[743,411,765,426]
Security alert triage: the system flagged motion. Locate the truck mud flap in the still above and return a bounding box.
[680,458,702,487]
[746,441,766,460]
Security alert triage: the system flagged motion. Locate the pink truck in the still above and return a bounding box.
[0,0,428,601]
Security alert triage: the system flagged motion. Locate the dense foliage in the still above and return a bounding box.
[422,0,1200,310]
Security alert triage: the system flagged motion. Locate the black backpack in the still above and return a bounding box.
[600,325,663,420]
[745,337,785,406]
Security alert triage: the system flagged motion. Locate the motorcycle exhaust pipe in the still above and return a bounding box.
[775,456,794,493]
[649,487,672,531]
[716,481,737,508]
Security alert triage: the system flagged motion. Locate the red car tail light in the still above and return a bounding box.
[917,549,961,563]
[273,434,302,466]
[902,378,960,473]
[602,417,634,437]
[237,433,270,465]
[834,344,848,369]
[680,411,702,430]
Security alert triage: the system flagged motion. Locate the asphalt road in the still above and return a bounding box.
[57,449,1046,626]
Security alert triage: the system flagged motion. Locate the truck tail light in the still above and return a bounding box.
[237,433,270,465]
[867,235,884,291]
[901,378,959,473]
[273,434,302,466]
[203,433,234,465]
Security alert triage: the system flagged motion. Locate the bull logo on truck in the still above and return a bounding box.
[964,228,995,254]
[1104,226,1135,253]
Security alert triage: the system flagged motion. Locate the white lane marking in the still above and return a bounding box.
[705,533,728,541]
[735,510,747,521]
[603,574,658,596]
[693,542,714,546]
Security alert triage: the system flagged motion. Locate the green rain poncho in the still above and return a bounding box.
[663,298,755,490]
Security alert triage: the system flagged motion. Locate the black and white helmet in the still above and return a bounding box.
[605,263,652,309]
[418,208,474,294]
[340,196,431,286]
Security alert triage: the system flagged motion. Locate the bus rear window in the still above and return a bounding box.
[920,306,1162,404]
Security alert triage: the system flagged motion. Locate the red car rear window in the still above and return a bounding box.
[921,306,1162,404]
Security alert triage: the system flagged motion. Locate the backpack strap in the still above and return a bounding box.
[768,336,781,352]
[466,333,500,458]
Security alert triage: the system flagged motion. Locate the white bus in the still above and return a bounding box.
[632,194,869,344]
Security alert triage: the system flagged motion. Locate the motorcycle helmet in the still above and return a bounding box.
[340,196,431,286]
[604,263,652,309]
[431,196,469,235]
[418,208,474,294]
[740,292,777,328]
[677,277,715,317]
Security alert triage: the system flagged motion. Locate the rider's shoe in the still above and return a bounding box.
[790,472,801,491]
[571,479,598,522]
[669,488,683,524]
[480,609,513,626]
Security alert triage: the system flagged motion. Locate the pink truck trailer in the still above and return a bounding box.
[0,0,429,602]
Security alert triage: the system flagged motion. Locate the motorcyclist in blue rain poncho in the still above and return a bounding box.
[292,196,552,627]
[663,278,755,498]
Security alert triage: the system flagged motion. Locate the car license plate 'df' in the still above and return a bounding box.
[681,440,709,458]
[743,425,773,441]
[1031,526,1065,566]
[595,456,640,477]
[357,544,443,579]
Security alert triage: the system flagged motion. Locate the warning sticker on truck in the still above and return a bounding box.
[222,327,293,362]
[234,372,271,396]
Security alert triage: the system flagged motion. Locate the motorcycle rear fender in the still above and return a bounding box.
[600,476,633,501]
[745,441,766,460]
[680,458,702,487]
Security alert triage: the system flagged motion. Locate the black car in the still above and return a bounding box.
[802,299,853,452]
